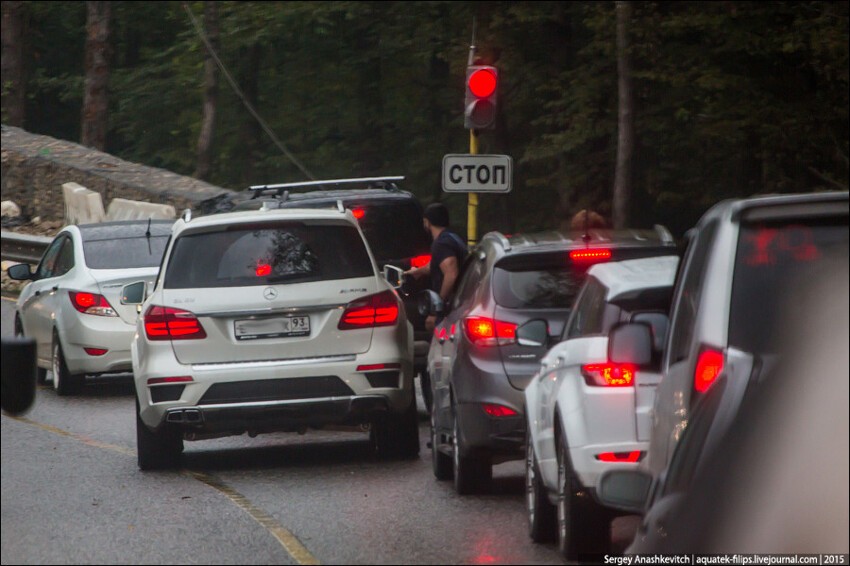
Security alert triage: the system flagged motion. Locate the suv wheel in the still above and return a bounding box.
[526,424,556,542]
[136,397,183,470]
[431,403,452,480]
[372,397,420,459]
[556,433,610,560]
[452,403,491,495]
[52,333,83,396]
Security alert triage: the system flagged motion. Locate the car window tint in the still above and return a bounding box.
[164,222,373,289]
[565,277,607,338]
[493,266,582,309]
[668,220,718,363]
[453,253,485,309]
[729,216,849,355]
[54,237,75,276]
[35,236,66,279]
[353,201,431,261]
[83,235,170,269]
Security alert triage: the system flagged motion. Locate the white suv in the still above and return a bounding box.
[522,255,678,559]
[124,207,418,469]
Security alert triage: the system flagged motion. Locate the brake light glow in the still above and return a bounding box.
[464,317,518,347]
[596,451,643,463]
[144,305,207,341]
[351,208,366,220]
[84,348,108,356]
[482,403,519,417]
[357,363,401,372]
[255,262,272,277]
[147,376,194,385]
[694,348,724,393]
[69,291,117,317]
[435,327,448,340]
[581,363,636,387]
[410,254,431,268]
[569,249,612,263]
[338,290,399,330]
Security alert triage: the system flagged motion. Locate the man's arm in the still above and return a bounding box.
[438,256,460,301]
[404,263,430,280]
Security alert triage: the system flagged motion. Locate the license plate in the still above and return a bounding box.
[234,316,311,341]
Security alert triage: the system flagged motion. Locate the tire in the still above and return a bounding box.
[136,397,183,470]
[15,315,46,384]
[420,369,433,415]
[431,403,452,480]
[556,434,611,560]
[526,425,557,542]
[372,397,420,459]
[52,333,83,396]
[452,403,491,495]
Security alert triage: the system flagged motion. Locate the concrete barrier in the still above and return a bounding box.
[62,182,106,225]
[105,198,176,221]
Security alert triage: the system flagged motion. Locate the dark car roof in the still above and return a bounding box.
[76,220,174,241]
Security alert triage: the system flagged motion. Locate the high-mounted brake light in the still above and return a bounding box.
[144,305,207,341]
[464,317,517,347]
[351,208,366,220]
[581,363,636,387]
[569,249,612,263]
[596,451,643,463]
[482,403,519,417]
[69,291,117,317]
[410,254,431,268]
[338,290,399,330]
[694,348,724,393]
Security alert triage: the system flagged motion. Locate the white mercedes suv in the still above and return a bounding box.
[123,206,418,469]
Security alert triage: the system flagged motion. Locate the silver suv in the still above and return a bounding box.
[124,206,419,469]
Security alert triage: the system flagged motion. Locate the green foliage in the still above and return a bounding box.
[18,1,849,237]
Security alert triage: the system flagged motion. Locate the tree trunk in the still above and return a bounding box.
[1,1,26,127]
[613,1,634,229]
[194,1,219,180]
[81,1,111,151]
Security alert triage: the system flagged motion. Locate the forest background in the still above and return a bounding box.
[2,1,848,237]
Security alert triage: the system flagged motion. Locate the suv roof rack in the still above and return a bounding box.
[248,176,405,199]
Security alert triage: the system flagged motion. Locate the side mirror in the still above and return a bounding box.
[121,281,146,305]
[608,322,653,366]
[632,312,669,353]
[596,469,653,514]
[517,319,548,347]
[1,337,37,415]
[7,263,34,281]
[383,264,404,289]
[417,289,443,317]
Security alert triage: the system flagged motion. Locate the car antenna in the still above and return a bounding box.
[582,209,591,243]
[145,217,152,238]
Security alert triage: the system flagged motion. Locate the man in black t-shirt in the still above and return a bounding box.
[405,202,467,329]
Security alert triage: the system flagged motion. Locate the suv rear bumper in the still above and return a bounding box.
[455,402,526,462]
[157,395,390,437]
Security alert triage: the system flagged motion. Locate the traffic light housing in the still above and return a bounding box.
[464,65,498,130]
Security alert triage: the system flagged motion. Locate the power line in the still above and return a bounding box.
[182,2,316,181]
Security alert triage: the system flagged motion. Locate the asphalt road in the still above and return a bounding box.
[2,296,583,565]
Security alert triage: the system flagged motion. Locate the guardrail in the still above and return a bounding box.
[1,230,51,264]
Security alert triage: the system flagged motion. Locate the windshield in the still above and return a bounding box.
[83,236,170,269]
[164,222,373,289]
[729,216,849,354]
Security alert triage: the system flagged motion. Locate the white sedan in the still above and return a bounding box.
[9,220,173,395]
[522,255,678,560]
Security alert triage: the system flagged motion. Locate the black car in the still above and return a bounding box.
[422,227,678,495]
[199,177,434,395]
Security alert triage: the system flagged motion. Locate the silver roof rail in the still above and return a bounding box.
[654,224,674,244]
[249,176,405,192]
[336,200,345,213]
[182,208,192,222]
[482,231,511,251]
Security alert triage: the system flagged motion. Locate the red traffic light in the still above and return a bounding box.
[468,68,497,98]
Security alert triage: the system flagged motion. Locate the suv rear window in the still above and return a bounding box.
[493,253,585,309]
[729,216,849,354]
[164,222,373,289]
[83,236,170,269]
[348,201,430,262]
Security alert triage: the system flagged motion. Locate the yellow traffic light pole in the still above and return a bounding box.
[468,130,479,247]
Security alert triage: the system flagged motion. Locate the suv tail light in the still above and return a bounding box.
[144,305,207,341]
[464,317,517,347]
[410,254,431,268]
[595,451,643,463]
[581,363,636,387]
[694,348,724,393]
[338,290,399,330]
[69,291,117,317]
